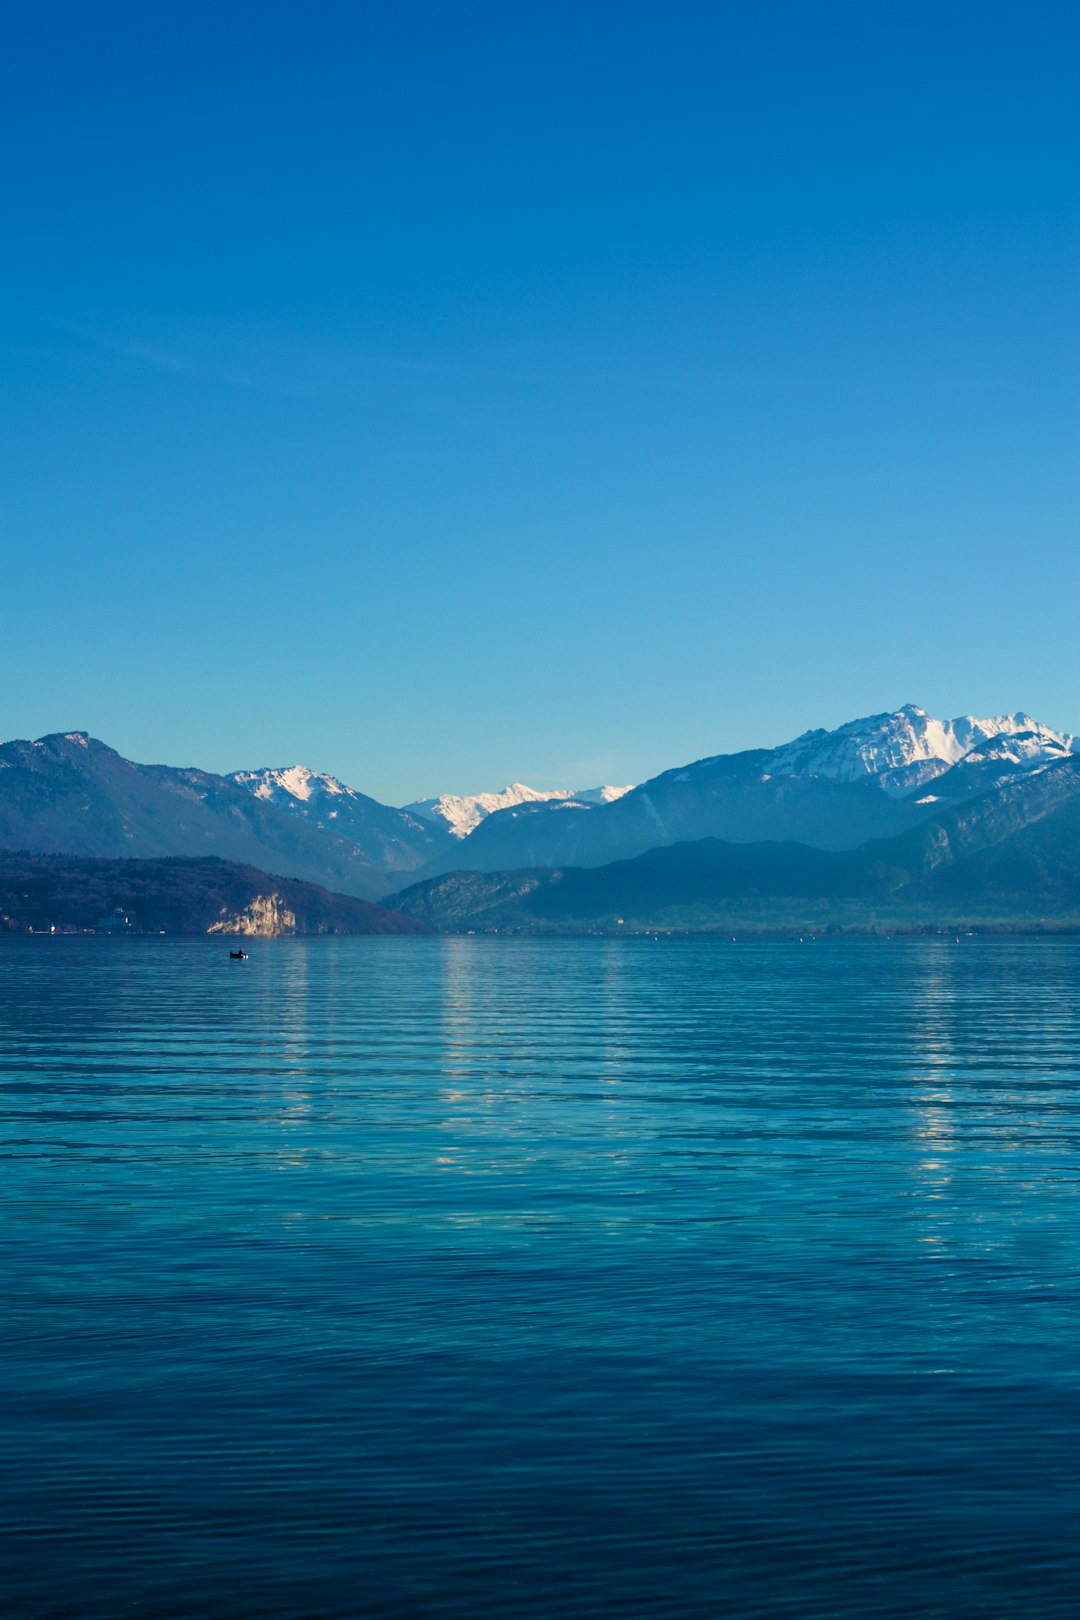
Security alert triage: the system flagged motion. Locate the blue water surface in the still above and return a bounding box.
[1,936,1078,1618]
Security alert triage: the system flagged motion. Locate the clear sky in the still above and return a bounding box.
[2,1,1077,803]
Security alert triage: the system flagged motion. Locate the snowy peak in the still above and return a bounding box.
[407,784,575,842]
[961,731,1074,766]
[574,784,635,806]
[226,763,449,875]
[229,766,635,843]
[765,706,1076,792]
[406,782,634,839]
[232,765,355,807]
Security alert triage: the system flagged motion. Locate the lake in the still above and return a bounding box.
[1,935,1078,1617]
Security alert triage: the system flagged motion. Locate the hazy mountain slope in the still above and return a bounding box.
[413,706,1077,878]
[0,853,429,936]
[230,765,452,874]
[388,756,1080,933]
[427,767,932,874]
[0,734,402,899]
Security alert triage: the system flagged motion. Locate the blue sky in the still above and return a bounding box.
[2,1,1077,802]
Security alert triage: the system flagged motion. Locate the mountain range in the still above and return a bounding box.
[0,733,445,900]
[0,705,1075,929]
[406,705,1076,880]
[386,752,1080,935]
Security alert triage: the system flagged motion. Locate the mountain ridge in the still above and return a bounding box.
[228,763,451,877]
[0,733,442,900]
[385,754,1080,935]
[411,705,1078,879]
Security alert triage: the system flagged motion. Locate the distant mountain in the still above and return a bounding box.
[404,781,633,839]
[0,733,442,900]
[387,753,1080,935]
[765,703,1073,792]
[412,706,1077,879]
[230,764,452,874]
[0,853,429,936]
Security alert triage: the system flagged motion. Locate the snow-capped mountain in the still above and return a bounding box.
[405,782,634,839]
[233,765,360,814]
[766,704,1075,795]
[0,734,433,900]
[229,765,451,879]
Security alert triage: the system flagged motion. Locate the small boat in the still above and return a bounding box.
[229,949,248,960]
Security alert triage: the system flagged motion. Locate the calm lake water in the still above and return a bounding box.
[2,935,1079,1618]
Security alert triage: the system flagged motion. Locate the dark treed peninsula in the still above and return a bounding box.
[0,854,428,937]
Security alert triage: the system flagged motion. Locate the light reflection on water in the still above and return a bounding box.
[1,935,1079,1618]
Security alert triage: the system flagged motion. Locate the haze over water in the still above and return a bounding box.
[2,936,1079,1618]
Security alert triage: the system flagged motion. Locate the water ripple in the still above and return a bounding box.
[1,937,1079,1617]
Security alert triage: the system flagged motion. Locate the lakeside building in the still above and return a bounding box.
[96,907,134,932]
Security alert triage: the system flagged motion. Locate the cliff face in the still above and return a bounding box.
[206,894,299,936]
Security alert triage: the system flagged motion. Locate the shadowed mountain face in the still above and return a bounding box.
[417,767,932,874]
[0,853,429,936]
[412,705,1077,878]
[386,755,1080,934]
[0,734,447,900]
